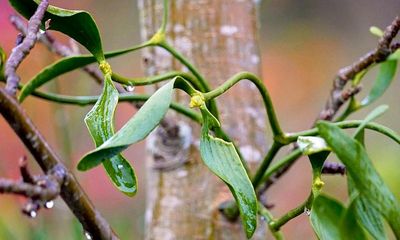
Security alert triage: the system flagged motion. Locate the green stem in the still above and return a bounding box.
[203,72,284,138]
[252,142,282,188]
[258,203,285,240]
[160,0,168,33]
[286,120,400,144]
[25,89,202,123]
[270,193,314,231]
[157,41,220,119]
[111,71,203,91]
[260,149,303,185]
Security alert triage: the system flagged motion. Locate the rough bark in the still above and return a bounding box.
[138,1,267,239]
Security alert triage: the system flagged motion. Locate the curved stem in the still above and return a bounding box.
[258,203,285,240]
[111,71,203,91]
[270,193,314,231]
[286,120,400,144]
[252,142,282,188]
[203,71,284,138]
[157,41,220,119]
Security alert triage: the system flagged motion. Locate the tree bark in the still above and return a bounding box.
[138,1,267,239]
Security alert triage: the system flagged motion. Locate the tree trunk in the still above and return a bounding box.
[138,1,267,239]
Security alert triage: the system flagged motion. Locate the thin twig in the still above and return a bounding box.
[318,16,400,121]
[5,0,49,96]
[0,87,119,240]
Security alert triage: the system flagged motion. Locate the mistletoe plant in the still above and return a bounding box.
[1,0,400,239]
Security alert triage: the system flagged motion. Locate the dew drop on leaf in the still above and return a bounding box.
[124,85,135,92]
[44,201,54,209]
[84,231,92,240]
[29,211,37,218]
[304,207,311,216]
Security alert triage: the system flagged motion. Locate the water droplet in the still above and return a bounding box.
[44,201,54,209]
[29,211,37,218]
[84,231,92,240]
[124,85,135,92]
[117,164,123,169]
[304,207,311,216]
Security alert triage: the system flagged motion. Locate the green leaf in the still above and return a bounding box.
[78,80,175,171]
[18,46,146,102]
[369,26,384,37]
[339,197,368,240]
[9,0,105,61]
[360,60,397,107]
[349,178,387,240]
[317,122,400,238]
[19,56,95,102]
[349,107,387,240]
[199,109,257,239]
[311,195,345,240]
[311,195,367,240]
[84,74,137,196]
[388,49,400,60]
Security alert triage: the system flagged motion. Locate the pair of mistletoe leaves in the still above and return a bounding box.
[10,0,400,238]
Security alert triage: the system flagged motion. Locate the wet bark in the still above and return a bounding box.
[138,1,267,239]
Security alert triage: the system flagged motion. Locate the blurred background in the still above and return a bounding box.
[0,0,399,239]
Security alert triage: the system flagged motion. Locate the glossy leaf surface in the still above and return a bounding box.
[84,74,136,196]
[199,107,257,238]
[78,80,174,171]
[9,0,105,61]
[317,122,400,238]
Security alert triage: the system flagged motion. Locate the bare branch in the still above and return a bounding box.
[318,16,400,121]
[5,0,49,96]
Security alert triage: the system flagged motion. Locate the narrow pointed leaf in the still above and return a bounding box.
[78,80,175,171]
[18,45,146,102]
[317,122,400,238]
[9,0,105,61]
[360,60,397,107]
[199,108,257,238]
[84,74,137,196]
[350,108,387,240]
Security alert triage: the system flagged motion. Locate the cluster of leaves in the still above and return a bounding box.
[4,0,400,239]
